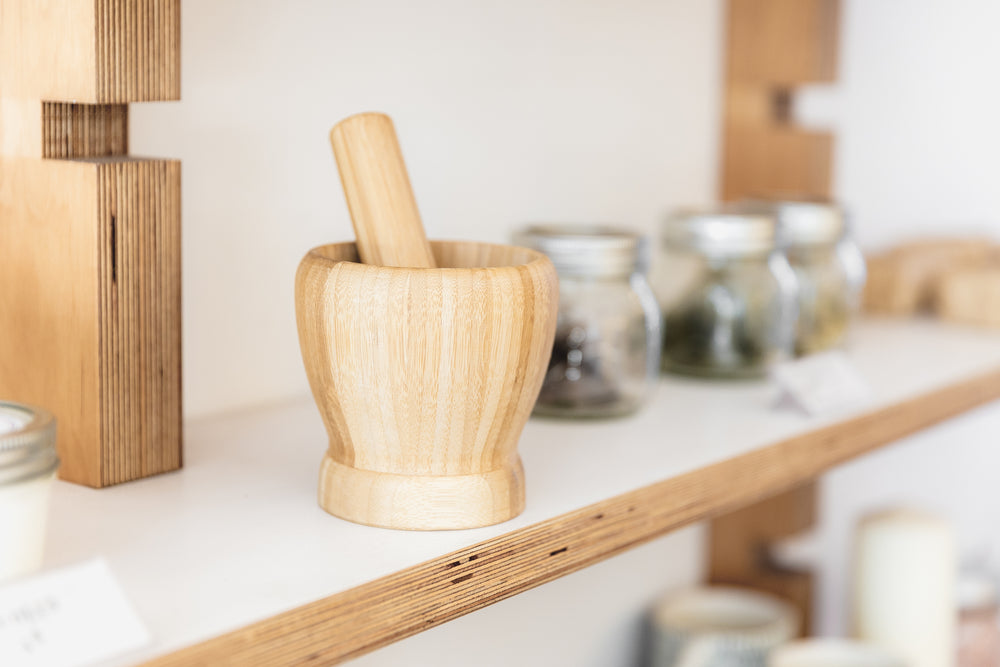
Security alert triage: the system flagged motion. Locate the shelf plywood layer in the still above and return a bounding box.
[41,321,1000,666]
[142,368,1000,666]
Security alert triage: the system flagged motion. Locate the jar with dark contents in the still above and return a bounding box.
[655,211,797,378]
[514,225,660,418]
[737,200,865,356]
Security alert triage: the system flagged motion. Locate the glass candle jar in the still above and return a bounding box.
[514,225,660,418]
[648,586,799,667]
[0,401,58,581]
[742,201,865,356]
[655,211,797,378]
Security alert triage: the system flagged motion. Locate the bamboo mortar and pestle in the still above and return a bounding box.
[295,113,558,530]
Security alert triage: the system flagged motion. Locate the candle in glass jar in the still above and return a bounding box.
[0,402,59,581]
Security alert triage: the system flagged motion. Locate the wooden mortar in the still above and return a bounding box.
[296,113,558,529]
[296,241,557,529]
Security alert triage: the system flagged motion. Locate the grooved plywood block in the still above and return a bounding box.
[0,0,182,486]
[42,103,129,159]
[0,158,182,486]
[0,0,180,105]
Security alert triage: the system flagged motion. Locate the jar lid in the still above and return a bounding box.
[0,401,59,485]
[734,200,847,247]
[662,210,778,257]
[513,224,649,277]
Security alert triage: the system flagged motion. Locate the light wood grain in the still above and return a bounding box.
[329,113,437,268]
[1,0,177,158]
[725,0,839,86]
[709,482,817,635]
[0,0,182,486]
[42,102,128,158]
[295,240,558,529]
[720,0,839,201]
[0,157,182,487]
[141,367,1000,666]
[937,267,1000,328]
[863,240,998,316]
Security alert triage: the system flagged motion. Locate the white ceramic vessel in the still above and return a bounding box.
[0,402,58,581]
[770,639,905,667]
[649,586,799,667]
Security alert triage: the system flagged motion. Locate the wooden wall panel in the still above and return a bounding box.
[0,0,182,487]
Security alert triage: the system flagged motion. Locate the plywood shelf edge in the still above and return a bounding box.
[140,366,1000,667]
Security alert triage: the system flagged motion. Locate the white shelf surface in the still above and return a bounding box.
[41,318,1000,665]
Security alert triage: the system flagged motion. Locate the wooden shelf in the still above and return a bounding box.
[45,319,1000,666]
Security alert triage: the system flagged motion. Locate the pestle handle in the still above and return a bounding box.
[330,113,437,268]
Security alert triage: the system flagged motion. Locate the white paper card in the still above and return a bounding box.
[0,558,150,667]
[772,350,873,417]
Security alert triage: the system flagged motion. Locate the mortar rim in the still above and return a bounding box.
[302,239,554,274]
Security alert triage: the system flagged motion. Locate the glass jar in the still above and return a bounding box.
[0,401,59,581]
[743,201,865,356]
[514,225,660,418]
[655,211,797,378]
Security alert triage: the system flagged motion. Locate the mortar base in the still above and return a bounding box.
[318,454,525,530]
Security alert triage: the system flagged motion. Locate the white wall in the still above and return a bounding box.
[802,0,1000,633]
[130,0,724,419]
[130,0,1000,661]
[797,0,1000,250]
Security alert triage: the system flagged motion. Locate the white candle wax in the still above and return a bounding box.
[0,402,59,582]
[853,509,955,667]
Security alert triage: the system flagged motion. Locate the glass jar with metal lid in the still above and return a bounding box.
[655,211,797,378]
[0,401,59,581]
[738,200,866,356]
[514,225,660,418]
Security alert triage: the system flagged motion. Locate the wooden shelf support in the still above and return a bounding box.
[0,0,182,487]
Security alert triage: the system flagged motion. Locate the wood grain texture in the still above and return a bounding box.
[329,113,437,268]
[863,240,998,316]
[726,0,839,85]
[42,102,128,158]
[141,368,1000,666]
[720,0,839,201]
[0,0,179,107]
[937,268,1000,328]
[0,157,182,487]
[295,240,558,529]
[0,0,182,486]
[709,482,817,635]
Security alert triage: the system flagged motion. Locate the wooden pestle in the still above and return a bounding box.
[329,112,437,268]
